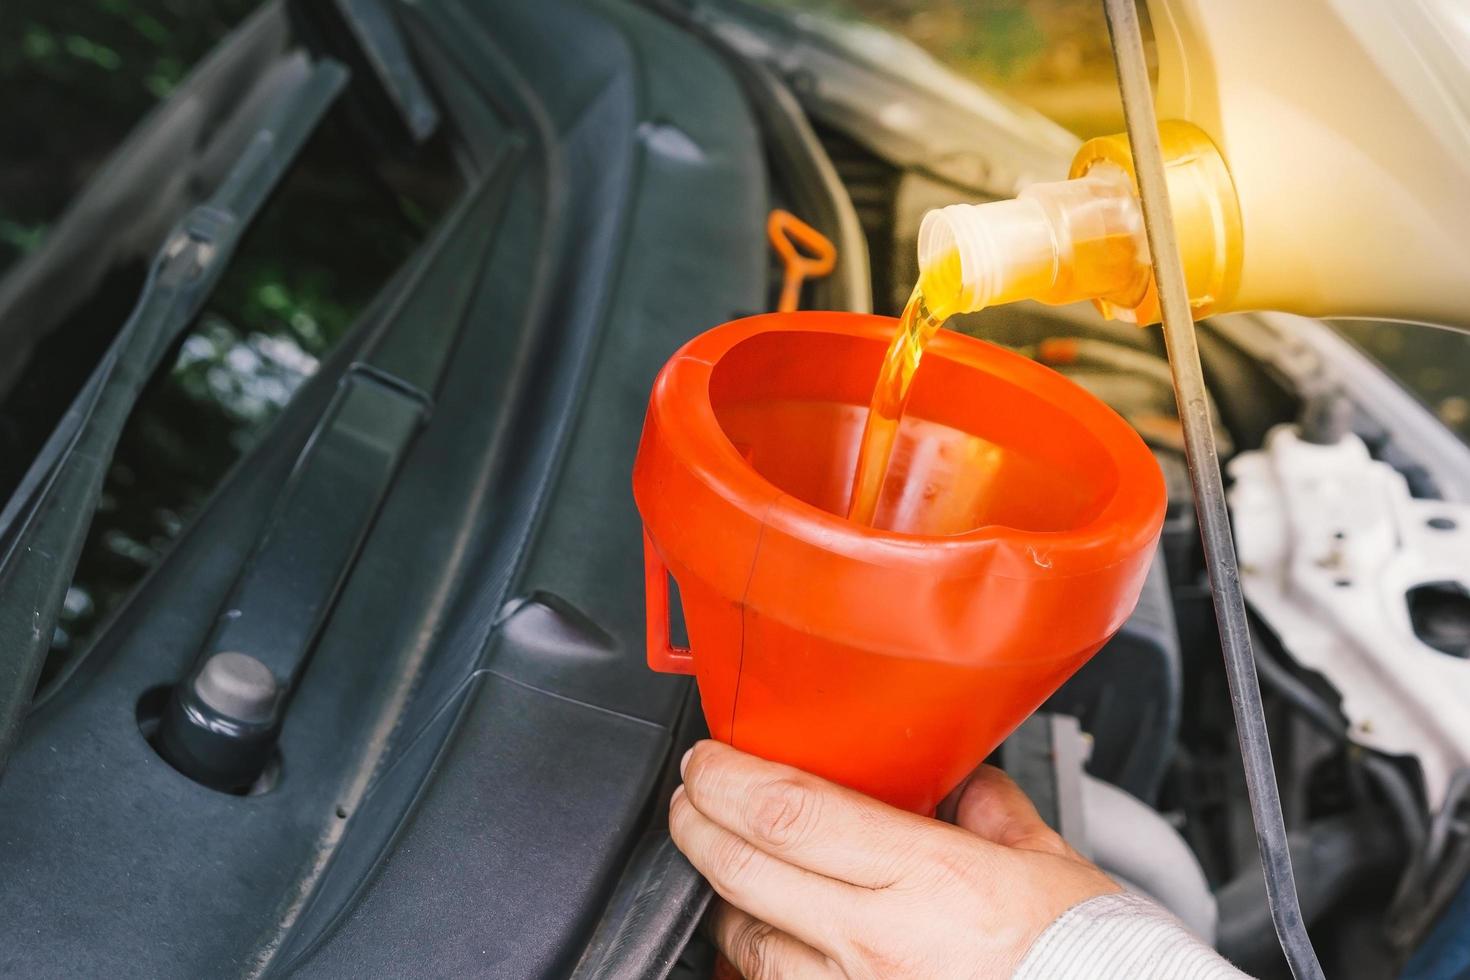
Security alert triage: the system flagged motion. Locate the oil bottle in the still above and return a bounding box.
[921,0,1470,330]
[848,0,1470,524]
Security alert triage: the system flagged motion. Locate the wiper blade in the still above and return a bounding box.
[0,57,349,777]
[337,0,440,141]
[294,0,441,144]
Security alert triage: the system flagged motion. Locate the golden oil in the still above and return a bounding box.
[847,164,1158,527]
[846,249,972,525]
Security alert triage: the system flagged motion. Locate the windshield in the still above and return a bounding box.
[0,1,260,279]
[1,0,462,668]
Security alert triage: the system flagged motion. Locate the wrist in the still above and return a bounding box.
[1014,891,1247,980]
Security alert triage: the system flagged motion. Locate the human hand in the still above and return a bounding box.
[669,740,1119,979]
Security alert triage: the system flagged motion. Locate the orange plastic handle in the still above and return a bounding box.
[767,209,837,313]
[643,528,694,674]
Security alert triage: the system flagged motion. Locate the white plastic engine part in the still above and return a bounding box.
[1229,425,1470,806]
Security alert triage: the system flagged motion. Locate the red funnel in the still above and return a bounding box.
[634,312,1165,813]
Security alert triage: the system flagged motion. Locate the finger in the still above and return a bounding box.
[710,901,839,980]
[952,765,1071,857]
[670,784,866,954]
[680,740,940,888]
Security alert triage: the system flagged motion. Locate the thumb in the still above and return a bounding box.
[951,765,1072,858]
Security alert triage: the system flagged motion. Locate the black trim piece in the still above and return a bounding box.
[646,0,870,313]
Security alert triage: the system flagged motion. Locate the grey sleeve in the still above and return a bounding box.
[1013,892,1251,980]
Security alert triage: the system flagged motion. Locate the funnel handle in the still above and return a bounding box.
[643,529,694,675]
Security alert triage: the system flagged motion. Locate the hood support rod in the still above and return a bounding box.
[1100,1,1322,976]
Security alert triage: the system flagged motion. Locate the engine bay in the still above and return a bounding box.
[2,2,1468,977]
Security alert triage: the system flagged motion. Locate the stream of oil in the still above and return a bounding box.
[846,249,974,526]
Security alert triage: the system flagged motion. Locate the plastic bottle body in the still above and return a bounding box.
[1150,0,1470,329]
[919,0,1470,330]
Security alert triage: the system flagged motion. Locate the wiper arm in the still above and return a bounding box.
[0,57,348,778]
[293,0,441,144]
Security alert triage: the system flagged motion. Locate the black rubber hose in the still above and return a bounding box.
[1425,770,1470,869]
[1388,770,1470,950]
[1390,830,1470,952]
[1362,754,1430,868]
[1250,625,1430,860]
[1250,622,1435,949]
[1216,813,1404,971]
[1249,639,1348,738]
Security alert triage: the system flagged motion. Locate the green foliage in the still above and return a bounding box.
[944,1,1045,79]
[0,0,263,274]
[62,33,123,71]
[0,219,47,256]
[743,0,1123,134]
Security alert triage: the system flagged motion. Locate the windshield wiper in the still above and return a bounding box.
[294,0,442,144]
[0,57,349,778]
